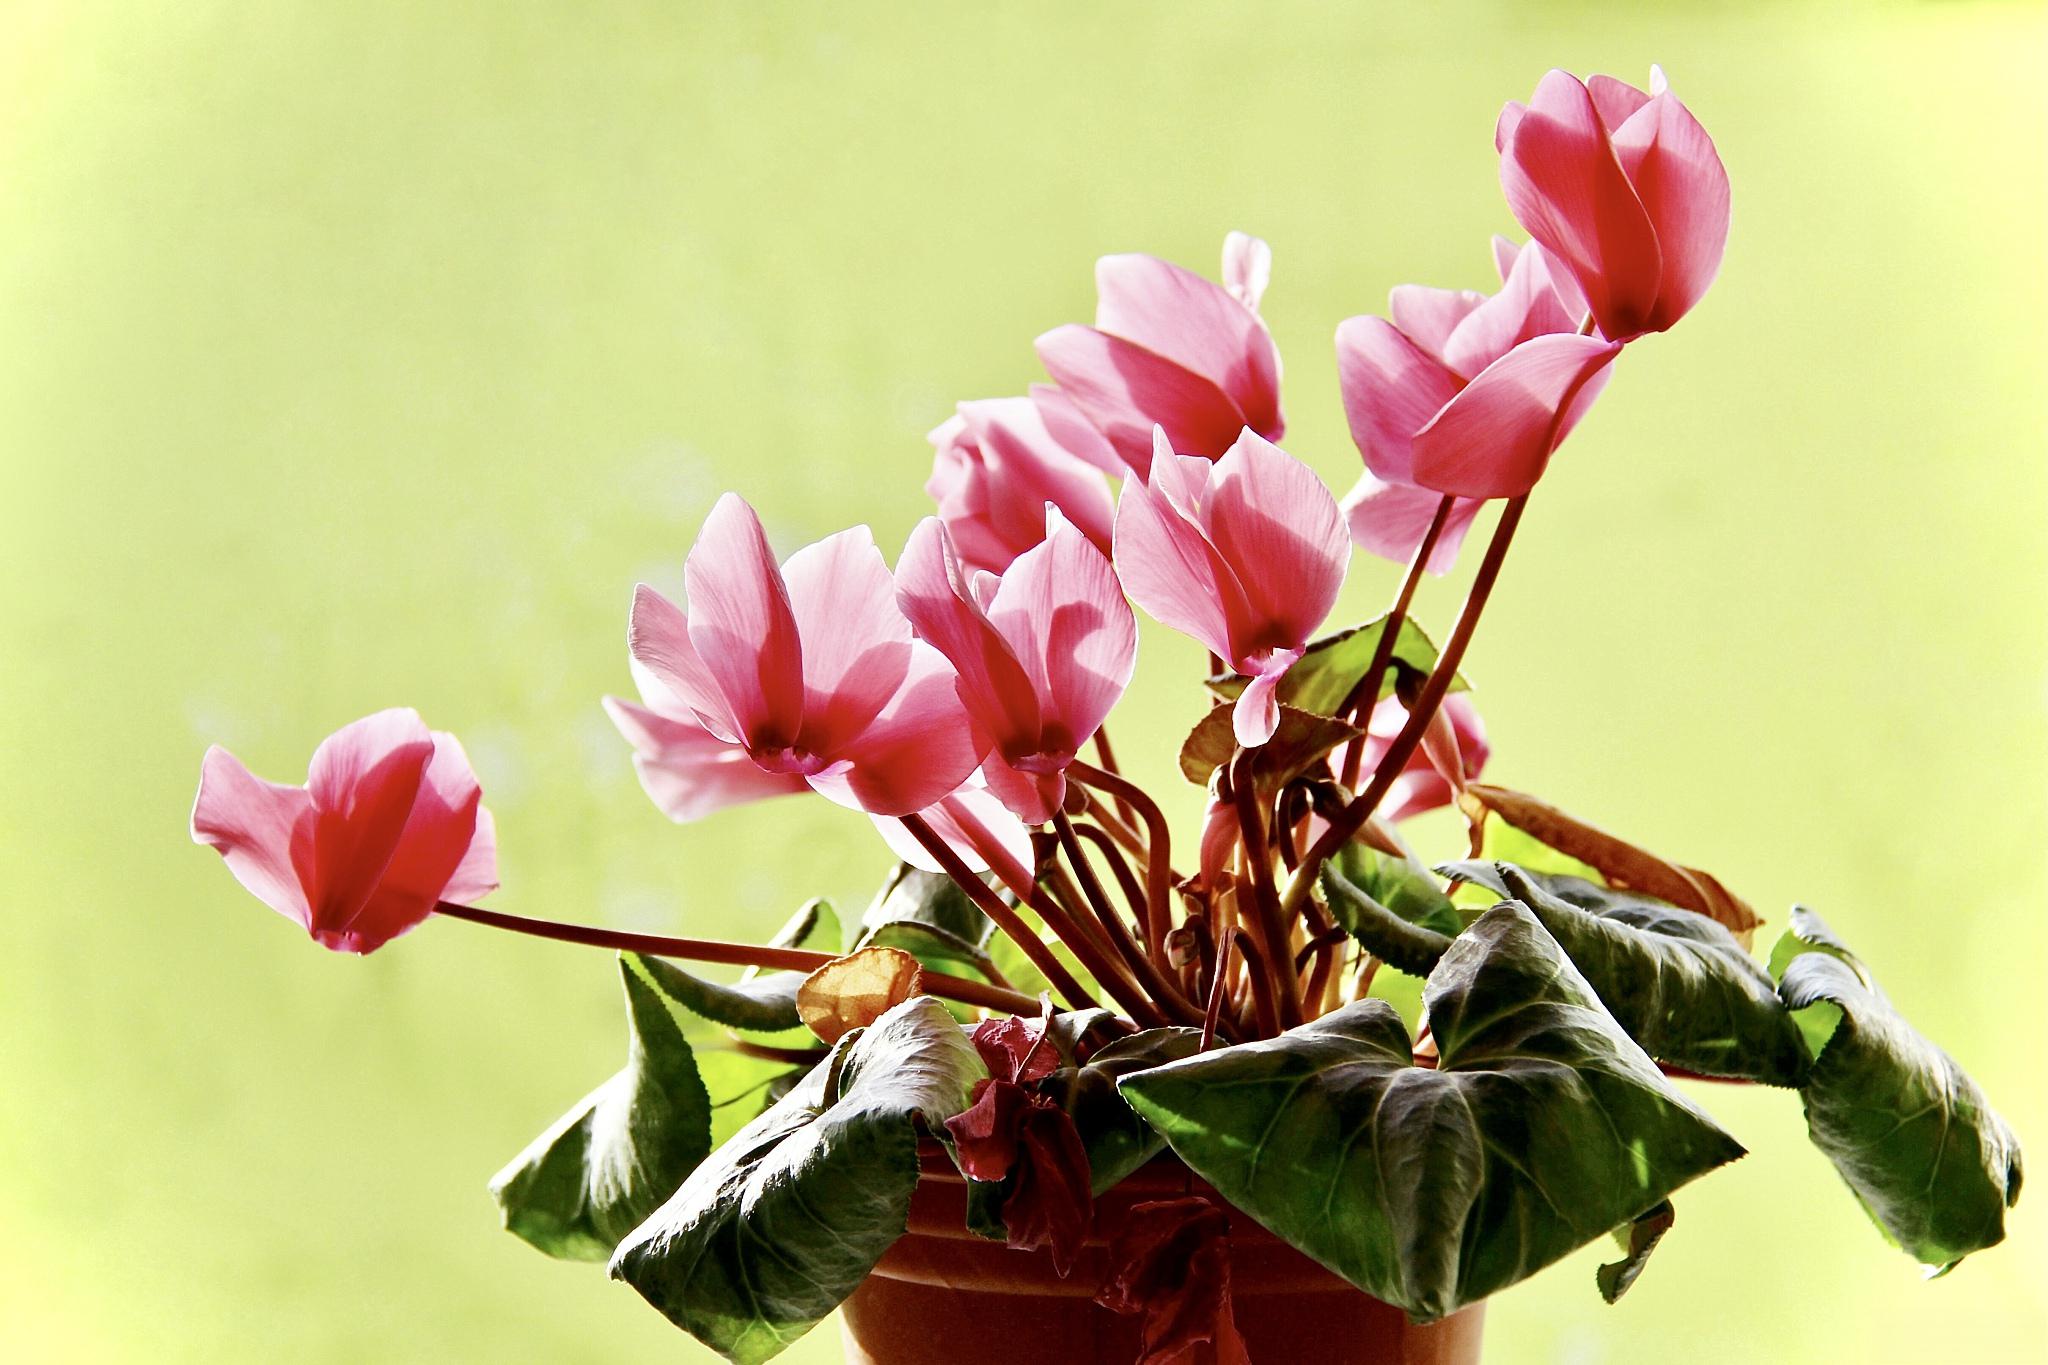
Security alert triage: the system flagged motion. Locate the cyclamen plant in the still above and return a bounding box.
[191,67,2021,1363]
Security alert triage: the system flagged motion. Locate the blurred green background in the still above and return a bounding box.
[2,2,2042,1361]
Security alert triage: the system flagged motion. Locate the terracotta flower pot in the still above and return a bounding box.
[840,1142,1484,1365]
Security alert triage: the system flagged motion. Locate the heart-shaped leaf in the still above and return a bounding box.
[609,996,985,1363]
[1204,612,1466,717]
[855,864,998,979]
[1320,857,1455,977]
[490,955,714,1262]
[1442,862,1808,1085]
[1178,702,1362,790]
[1118,904,1745,1321]
[1778,912,2023,1272]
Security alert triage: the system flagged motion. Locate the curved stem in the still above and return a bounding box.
[896,814,1100,1014]
[1069,759,1175,960]
[1229,928,1282,1038]
[430,900,1038,1015]
[1337,494,1456,787]
[1281,493,1530,920]
[1229,751,1303,1030]
[1055,811,1205,1027]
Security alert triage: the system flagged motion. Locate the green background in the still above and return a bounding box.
[2,2,2042,1360]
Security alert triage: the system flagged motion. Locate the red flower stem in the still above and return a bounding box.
[1229,751,1304,1031]
[1199,928,1236,1051]
[429,899,1038,1015]
[1229,928,1283,1037]
[1281,493,1530,921]
[1055,811,1206,1027]
[1071,820,1148,926]
[896,813,1102,1014]
[1069,760,1176,962]
[1079,791,1147,860]
[1336,494,1456,788]
[1090,726,1140,829]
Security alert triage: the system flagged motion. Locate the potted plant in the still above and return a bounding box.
[189,66,2022,1364]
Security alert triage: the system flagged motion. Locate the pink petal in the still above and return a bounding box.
[985,509,1137,765]
[1610,85,1730,332]
[683,494,806,749]
[895,518,1041,751]
[1035,325,1251,471]
[1112,464,1234,661]
[1387,285,1486,363]
[1029,384,1123,475]
[1340,474,1484,576]
[1490,234,1520,283]
[191,744,316,930]
[954,396,1117,567]
[628,583,740,744]
[330,730,488,952]
[1438,237,1582,381]
[1410,334,1622,498]
[605,695,807,821]
[979,756,1067,827]
[1587,73,1652,132]
[780,526,915,756]
[1200,432,1347,660]
[806,642,984,817]
[303,709,435,936]
[1233,664,1289,748]
[1334,315,1459,486]
[873,780,1034,874]
[1499,70,1662,340]
[1221,231,1272,313]
[1093,252,1283,440]
[445,806,499,904]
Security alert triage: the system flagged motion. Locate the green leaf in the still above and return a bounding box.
[856,864,998,979]
[1320,859,1454,978]
[1596,1201,1675,1304]
[490,956,715,1262]
[1339,843,1463,937]
[609,997,986,1363]
[762,895,843,957]
[1778,916,2023,1272]
[1046,1027,1202,1195]
[632,953,806,1034]
[1441,862,1809,1085]
[1118,904,1745,1321]
[1177,702,1361,790]
[1204,612,1466,717]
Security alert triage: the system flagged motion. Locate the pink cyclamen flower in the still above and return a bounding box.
[1349,692,1490,822]
[926,387,1118,575]
[627,494,985,818]
[1498,66,1730,342]
[1115,428,1346,748]
[1035,232,1283,475]
[1337,235,1621,523]
[897,507,1137,824]
[190,708,499,954]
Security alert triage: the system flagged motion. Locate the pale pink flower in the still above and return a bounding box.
[1036,234,1283,474]
[896,508,1137,824]
[1114,428,1346,748]
[190,708,498,954]
[1348,692,1491,822]
[1497,66,1730,341]
[627,494,985,818]
[926,387,1117,574]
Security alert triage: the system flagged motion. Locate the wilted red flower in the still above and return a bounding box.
[1096,1197,1250,1365]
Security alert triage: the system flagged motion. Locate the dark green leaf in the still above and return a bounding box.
[1205,613,1466,717]
[1046,1027,1202,1194]
[1441,862,1809,1085]
[1118,904,1744,1321]
[490,956,714,1262]
[1778,917,2023,1272]
[1320,859,1454,977]
[856,864,998,979]
[632,953,805,1034]
[1340,844,1463,937]
[1597,1201,1675,1304]
[609,997,985,1363]
[1177,702,1360,790]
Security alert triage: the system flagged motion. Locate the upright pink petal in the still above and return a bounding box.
[985,509,1137,764]
[444,806,500,904]
[1499,69,1662,340]
[191,745,316,930]
[1340,474,1483,576]
[780,526,915,756]
[1437,239,1582,380]
[805,644,984,817]
[1222,231,1273,313]
[628,584,740,743]
[1200,432,1347,660]
[1586,73,1652,131]
[1113,461,1235,662]
[1609,82,1730,332]
[1387,285,1486,362]
[896,518,1042,749]
[928,395,1116,573]
[304,708,435,931]
[1094,251,1282,439]
[1358,693,1491,823]
[1035,324,1249,472]
[1029,384,1122,475]
[1410,333,1622,498]
[604,695,807,822]
[1334,315,1460,486]
[330,731,487,952]
[683,494,806,749]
